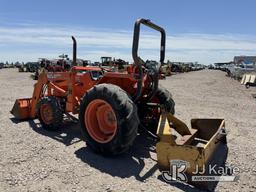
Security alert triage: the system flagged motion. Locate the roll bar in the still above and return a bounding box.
[132,18,166,101]
[132,18,166,65]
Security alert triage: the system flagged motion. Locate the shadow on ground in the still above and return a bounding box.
[10,117,221,191]
[75,133,159,181]
[10,117,82,146]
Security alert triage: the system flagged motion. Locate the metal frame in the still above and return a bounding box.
[132,18,166,101]
[72,36,77,66]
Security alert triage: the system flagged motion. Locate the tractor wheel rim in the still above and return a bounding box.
[85,99,117,143]
[40,104,53,124]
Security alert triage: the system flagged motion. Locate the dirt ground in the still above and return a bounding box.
[0,68,256,192]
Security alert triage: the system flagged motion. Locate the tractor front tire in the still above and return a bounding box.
[79,84,139,155]
[37,96,63,131]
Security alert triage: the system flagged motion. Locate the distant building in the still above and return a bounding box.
[234,56,256,65]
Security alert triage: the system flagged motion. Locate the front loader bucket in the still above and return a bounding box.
[156,113,228,190]
[10,98,32,120]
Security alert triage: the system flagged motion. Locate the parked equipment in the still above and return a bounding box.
[100,57,129,72]
[241,74,256,88]
[11,19,227,190]
[161,62,172,76]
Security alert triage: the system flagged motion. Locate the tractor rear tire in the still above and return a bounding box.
[138,85,175,133]
[37,96,63,131]
[79,84,139,155]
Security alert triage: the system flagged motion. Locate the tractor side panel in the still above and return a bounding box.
[47,72,70,93]
[97,73,138,96]
[74,73,98,100]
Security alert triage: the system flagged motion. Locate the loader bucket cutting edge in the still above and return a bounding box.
[156,113,228,190]
[10,98,32,120]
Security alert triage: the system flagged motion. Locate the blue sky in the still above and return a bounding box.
[0,0,255,64]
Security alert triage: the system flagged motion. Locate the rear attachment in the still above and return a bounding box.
[156,110,228,190]
[10,98,32,120]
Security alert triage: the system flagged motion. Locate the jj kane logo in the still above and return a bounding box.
[162,160,190,182]
[162,160,239,183]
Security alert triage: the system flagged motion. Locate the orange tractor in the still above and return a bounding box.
[11,19,227,189]
[11,19,173,154]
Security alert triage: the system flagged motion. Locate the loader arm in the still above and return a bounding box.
[29,72,48,118]
[11,71,48,120]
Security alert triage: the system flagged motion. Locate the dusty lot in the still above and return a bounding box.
[0,68,256,192]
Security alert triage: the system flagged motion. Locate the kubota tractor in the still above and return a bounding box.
[11,18,228,190]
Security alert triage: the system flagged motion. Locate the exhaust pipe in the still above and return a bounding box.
[72,36,77,66]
